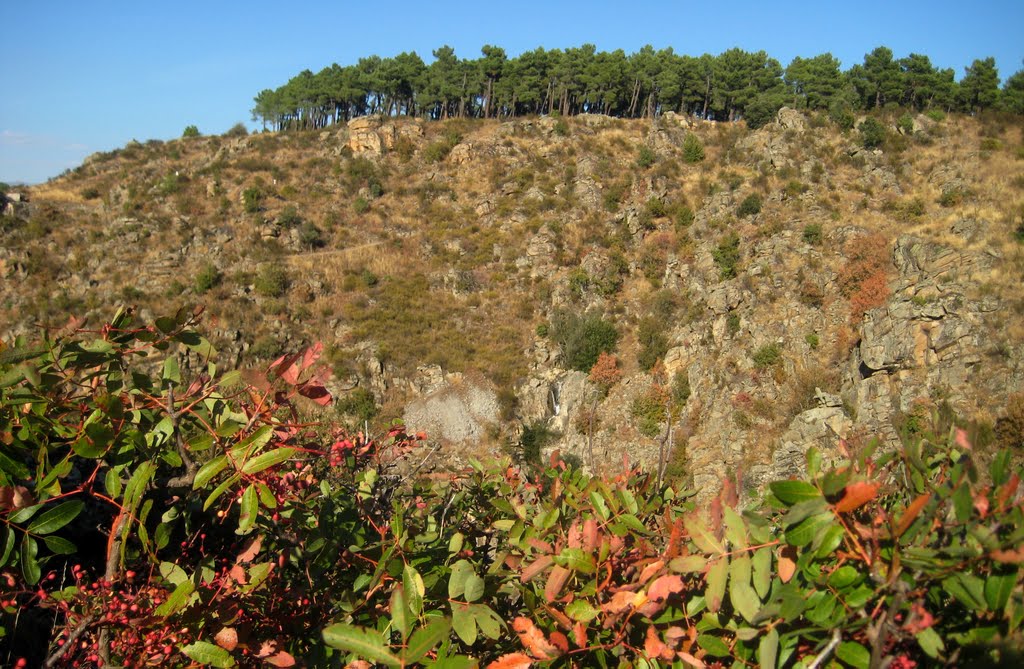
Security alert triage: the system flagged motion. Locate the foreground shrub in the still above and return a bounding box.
[1,312,1022,668]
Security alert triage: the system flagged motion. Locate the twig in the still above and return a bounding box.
[43,615,96,668]
[807,629,842,669]
[165,383,198,489]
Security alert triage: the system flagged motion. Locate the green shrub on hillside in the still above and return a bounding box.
[712,232,741,279]
[550,309,619,372]
[682,133,705,163]
[737,193,762,217]
[859,117,886,149]
[255,263,289,297]
[182,125,200,138]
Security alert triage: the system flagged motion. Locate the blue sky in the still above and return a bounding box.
[2,0,1022,184]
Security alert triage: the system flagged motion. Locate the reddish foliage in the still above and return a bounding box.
[588,351,622,392]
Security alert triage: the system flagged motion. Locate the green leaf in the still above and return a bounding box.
[27,500,83,535]
[916,627,945,658]
[193,455,228,489]
[181,640,236,668]
[952,483,972,523]
[990,449,1011,486]
[0,527,14,567]
[204,473,241,511]
[451,602,477,645]
[43,536,76,555]
[472,603,504,639]
[404,617,451,664]
[463,573,485,603]
[162,357,180,385]
[155,579,196,617]
[944,573,986,611]
[827,565,862,590]
[322,622,401,666]
[104,469,122,498]
[784,512,833,547]
[684,515,725,555]
[751,547,772,599]
[723,507,748,550]
[697,633,730,657]
[7,503,42,524]
[565,599,601,623]
[985,573,1016,611]
[556,547,596,574]
[240,447,296,476]
[20,535,40,585]
[236,485,258,535]
[705,556,728,613]
[836,641,870,668]
[403,564,425,616]
[228,425,273,461]
[391,585,410,641]
[758,629,779,669]
[448,559,474,599]
[730,580,760,623]
[770,480,821,505]
[669,555,707,573]
[589,490,610,520]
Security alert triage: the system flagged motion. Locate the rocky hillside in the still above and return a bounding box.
[2,109,1023,496]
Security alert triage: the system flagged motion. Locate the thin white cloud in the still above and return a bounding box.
[0,129,35,146]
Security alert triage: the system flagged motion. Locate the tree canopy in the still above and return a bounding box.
[252,45,1022,131]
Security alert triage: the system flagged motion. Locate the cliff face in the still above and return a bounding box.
[2,108,1022,492]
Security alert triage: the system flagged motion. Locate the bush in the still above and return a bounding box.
[631,385,668,438]
[637,317,669,371]
[182,125,200,138]
[674,204,694,229]
[752,342,783,369]
[225,122,248,137]
[636,145,656,169]
[242,186,263,213]
[996,392,1024,449]
[255,263,289,297]
[336,387,378,423]
[859,117,886,149]
[519,420,558,466]
[277,205,302,228]
[829,102,855,131]
[897,114,914,135]
[353,196,370,213]
[194,262,222,293]
[550,310,619,372]
[802,223,823,245]
[925,108,946,122]
[737,194,762,217]
[682,133,705,163]
[298,221,325,249]
[712,232,741,279]
[588,351,622,394]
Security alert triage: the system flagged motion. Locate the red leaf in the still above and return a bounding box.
[602,589,639,614]
[567,521,582,549]
[778,545,797,583]
[236,536,262,564]
[297,379,332,406]
[648,574,684,602]
[549,631,569,653]
[991,546,1024,563]
[678,651,706,668]
[583,518,599,551]
[637,559,666,584]
[485,653,533,669]
[572,621,587,648]
[895,493,931,538]
[512,617,563,661]
[545,566,571,603]
[645,626,671,661]
[214,627,238,651]
[266,651,296,667]
[834,481,880,513]
[520,555,554,583]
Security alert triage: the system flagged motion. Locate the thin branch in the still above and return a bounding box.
[44,615,96,668]
[807,629,842,669]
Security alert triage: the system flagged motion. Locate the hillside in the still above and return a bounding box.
[2,108,1023,493]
